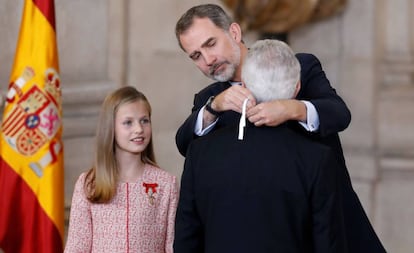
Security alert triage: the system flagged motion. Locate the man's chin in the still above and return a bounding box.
[212,73,232,82]
[215,78,229,82]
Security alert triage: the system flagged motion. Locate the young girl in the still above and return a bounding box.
[64,86,178,253]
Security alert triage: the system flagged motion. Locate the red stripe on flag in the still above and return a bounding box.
[2,106,26,136]
[0,158,63,253]
[33,0,56,29]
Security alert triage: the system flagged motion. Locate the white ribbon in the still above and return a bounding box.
[238,98,249,140]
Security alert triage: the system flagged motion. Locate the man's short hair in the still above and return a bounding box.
[175,4,233,50]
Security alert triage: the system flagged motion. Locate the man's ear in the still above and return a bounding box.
[229,22,242,42]
[294,81,301,97]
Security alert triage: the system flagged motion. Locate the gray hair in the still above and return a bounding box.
[175,4,233,51]
[242,39,301,103]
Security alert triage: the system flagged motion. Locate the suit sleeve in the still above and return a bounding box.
[296,53,351,137]
[175,110,199,157]
[176,82,231,157]
[175,90,211,157]
[311,149,347,253]
[174,144,204,253]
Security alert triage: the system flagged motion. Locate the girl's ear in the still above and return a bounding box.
[229,22,242,42]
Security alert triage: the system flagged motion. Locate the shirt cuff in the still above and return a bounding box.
[194,106,218,136]
[298,100,319,132]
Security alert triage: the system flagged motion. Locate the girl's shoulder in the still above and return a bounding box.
[76,171,93,186]
[71,171,91,200]
[74,171,88,187]
[74,170,94,194]
[78,171,88,180]
[144,164,176,184]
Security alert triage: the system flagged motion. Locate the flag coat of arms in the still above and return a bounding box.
[0,0,64,252]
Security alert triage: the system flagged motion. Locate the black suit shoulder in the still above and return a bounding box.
[194,81,230,104]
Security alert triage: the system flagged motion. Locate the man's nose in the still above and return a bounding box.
[204,52,216,66]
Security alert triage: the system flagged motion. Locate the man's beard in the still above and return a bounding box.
[209,62,236,82]
[207,39,241,82]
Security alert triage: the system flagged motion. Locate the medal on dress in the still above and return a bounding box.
[143,182,158,205]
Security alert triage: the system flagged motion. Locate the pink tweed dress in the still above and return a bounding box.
[64,164,178,253]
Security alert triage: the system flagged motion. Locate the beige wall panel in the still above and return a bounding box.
[376,178,414,253]
[63,136,94,204]
[56,0,109,82]
[0,2,23,88]
[339,61,376,148]
[378,92,414,151]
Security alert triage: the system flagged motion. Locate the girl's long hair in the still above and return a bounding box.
[84,86,157,203]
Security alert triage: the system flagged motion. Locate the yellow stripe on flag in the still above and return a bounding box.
[0,0,64,251]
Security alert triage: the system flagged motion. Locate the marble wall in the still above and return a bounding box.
[1,0,413,252]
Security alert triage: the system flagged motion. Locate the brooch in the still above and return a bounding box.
[143,183,158,205]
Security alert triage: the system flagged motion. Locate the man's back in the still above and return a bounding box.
[174,123,346,253]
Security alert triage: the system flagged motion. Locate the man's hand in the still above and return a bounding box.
[247,99,307,126]
[212,85,256,114]
[202,85,256,129]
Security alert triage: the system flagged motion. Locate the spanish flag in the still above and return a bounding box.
[0,0,64,252]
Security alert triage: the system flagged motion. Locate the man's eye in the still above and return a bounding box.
[207,41,216,47]
[191,53,200,61]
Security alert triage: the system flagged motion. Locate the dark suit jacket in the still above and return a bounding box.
[174,123,347,253]
[175,53,386,252]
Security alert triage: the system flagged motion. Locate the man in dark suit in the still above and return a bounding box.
[174,4,386,252]
[174,39,347,253]
[174,4,351,158]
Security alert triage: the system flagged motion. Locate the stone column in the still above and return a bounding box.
[376,0,414,252]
